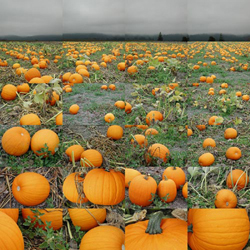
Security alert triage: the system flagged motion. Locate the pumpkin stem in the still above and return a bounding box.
[163,175,168,181]
[188,224,193,233]
[145,211,163,234]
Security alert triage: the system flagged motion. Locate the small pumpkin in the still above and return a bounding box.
[130,134,148,148]
[80,225,124,250]
[1,127,31,156]
[55,113,63,125]
[104,113,115,123]
[65,145,84,162]
[63,172,88,204]
[68,208,106,231]
[147,143,170,163]
[31,129,59,157]
[83,168,125,205]
[157,177,177,203]
[162,167,186,189]
[214,189,237,208]
[125,168,141,188]
[1,84,17,101]
[0,211,24,250]
[129,175,157,207]
[107,125,123,140]
[226,169,249,190]
[182,182,188,198]
[145,111,163,125]
[20,114,41,125]
[22,209,63,230]
[12,172,50,206]
[80,149,103,167]
[24,68,41,81]
[69,104,80,114]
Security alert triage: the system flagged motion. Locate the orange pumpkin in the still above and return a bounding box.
[0,211,24,250]
[107,125,123,140]
[12,172,50,206]
[55,113,63,125]
[0,209,19,223]
[80,149,103,167]
[145,111,163,125]
[162,167,186,189]
[2,127,31,156]
[24,68,41,81]
[69,104,80,114]
[22,209,63,230]
[17,83,30,94]
[147,143,170,163]
[158,177,177,203]
[83,168,125,205]
[214,189,237,208]
[125,168,141,188]
[65,145,84,162]
[226,169,249,190]
[68,208,106,231]
[20,114,41,125]
[1,84,17,101]
[31,129,59,157]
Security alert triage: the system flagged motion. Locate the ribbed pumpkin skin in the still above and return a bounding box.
[0,209,19,223]
[162,167,186,189]
[226,169,249,190]
[80,149,103,167]
[80,225,124,250]
[147,143,170,163]
[20,114,41,125]
[31,129,59,156]
[68,208,106,231]
[188,209,250,250]
[125,218,187,250]
[0,211,24,250]
[84,169,125,205]
[129,175,157,207]
[63,173,88,204]
[1,127,31,156]
[125,168,141,188]
[65,145,84,162]
[22,209,63,230]
[12,172,50,206]
[1,84,17,101]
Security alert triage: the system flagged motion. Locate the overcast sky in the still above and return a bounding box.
[188,0,250,35]
[0,0,249,37]
[0,0,62,37]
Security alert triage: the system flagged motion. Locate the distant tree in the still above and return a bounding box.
[219,33,224,41]
[182,36,190,42]
[157,32,163,41]
[208,36,216,41]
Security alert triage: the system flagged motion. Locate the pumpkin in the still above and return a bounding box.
[208,116,222,125]
[203,138,216,148]
[109,84,116,90]
[145,128,158,136]
[65,145,84,162]
[145,111,163,125]
[125,168,141,188]
[1,127,31,156]
[188,209,250,250]
[157,177,177,203]
[198,152,215,166]
[80,225,124,250]
[69,104,80,114]
[24,68,41,81]
[104,113,115,123]
[129,175,157,207]
[41,75,53,83]
[62,72,71,82]
[162,167,186,189]
[69,73,83,84]
[0,209,19,223]
[12,172,50,206]
[214,189,237,208]
[107,125,123,140]
[17,83,30,94]
[182,182,188,198]
[83,168,125,205]
[31,129,59,157]
[29,77,45,84]
[80,149,103,167]
[47,91,60,106]
[226,147,241,160]
[226,169,249,190]
[125,211,187,250]
[0,211,24,250]
[22,209,63,230]
[147,143,170,163]
[20,114,41,125]
[114,101,125,109]
[63,172,88,204]
[125,102,132,114]
[68,208,106,231]
[1,84,17,101]
[55,113,63,125]
[224,128,237,139]
[130,134,148,148]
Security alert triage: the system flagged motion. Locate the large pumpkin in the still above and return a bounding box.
[22,209,63,230]
[12,172,50,206]
[0,209,19,223]
[80,225,124,250]
[1,84,17,101]
[83,169,125,205]
[1,127,31,156]
[62,172,88,204]
[0,211,24,250]
[188,209,250,250]
[125,211,187,250]
[128,175,157,207]
[31,129,59,157]
[68,208,106,231]
[80,149,103,167]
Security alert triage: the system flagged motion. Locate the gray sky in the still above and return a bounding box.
[0,0,249,37]
[0,0,62,37]
[188,0,250,35]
